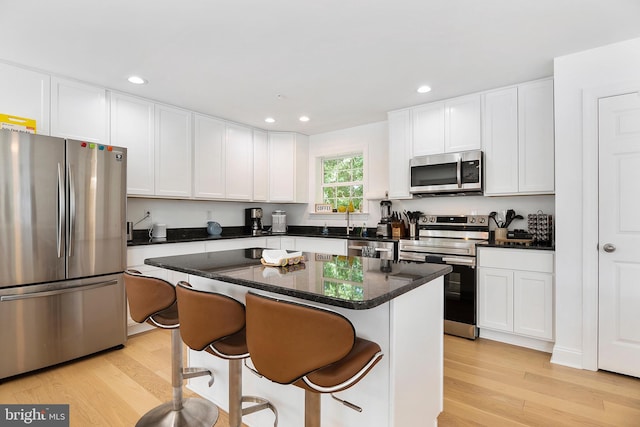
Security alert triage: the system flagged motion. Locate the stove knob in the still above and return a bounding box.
[469,217,476,223]
[420,216,428,223]
[430,216,436,223]
[479,217,486,224]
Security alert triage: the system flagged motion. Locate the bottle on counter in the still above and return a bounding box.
[361,223,368,238]
[322,223,329,235]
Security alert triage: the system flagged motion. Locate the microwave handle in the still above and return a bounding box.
[456,157,462,188]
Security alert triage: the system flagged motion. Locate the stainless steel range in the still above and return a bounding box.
[398,214,489,339]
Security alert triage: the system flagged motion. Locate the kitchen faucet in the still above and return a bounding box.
[346,210,354,235]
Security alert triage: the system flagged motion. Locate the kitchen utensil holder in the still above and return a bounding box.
[494,228,508,241]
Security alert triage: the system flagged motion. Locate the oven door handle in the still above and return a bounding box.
[442,256,475,267]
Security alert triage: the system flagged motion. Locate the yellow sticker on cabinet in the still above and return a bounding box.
[0,114,37,134]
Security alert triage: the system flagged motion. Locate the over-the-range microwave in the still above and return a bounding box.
[409,150,483,196]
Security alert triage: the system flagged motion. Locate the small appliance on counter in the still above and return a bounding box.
[126,221,133,241]
[245,207,264,235]
[149,223,167,240]
[207,221,222,236]
[376,199,392,238]
[272,210,287,234]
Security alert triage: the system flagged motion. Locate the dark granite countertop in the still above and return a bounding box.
[479,241,555,251]
[144,248,451,310]
[128,226,397,247]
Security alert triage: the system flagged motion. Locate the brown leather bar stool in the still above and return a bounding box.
[123,270,219,427]
[175,282,278,427]
[244,292,383,427]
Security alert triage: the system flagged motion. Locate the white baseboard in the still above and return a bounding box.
[127,322,154,336]
[478,329,554,353]
[551,345,588,370]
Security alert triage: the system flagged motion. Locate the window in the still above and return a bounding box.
[322,256,364,301]
[321,153,363,212]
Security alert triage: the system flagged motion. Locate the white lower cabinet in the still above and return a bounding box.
[204,237,268,252]
[280,237,347,255]
[478,248,554,349]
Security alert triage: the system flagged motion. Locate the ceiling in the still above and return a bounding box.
[2,1,640,135]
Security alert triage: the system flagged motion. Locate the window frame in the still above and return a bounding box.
[320,152,364,212]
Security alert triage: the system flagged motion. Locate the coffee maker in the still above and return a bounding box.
[245,207,263,236]
[376,199,392,237]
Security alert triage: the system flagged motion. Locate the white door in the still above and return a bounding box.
[598,92,640,378]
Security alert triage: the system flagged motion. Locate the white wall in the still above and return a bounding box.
[127,198,293,230]
[553,36,640,369]
[288,121,390,228]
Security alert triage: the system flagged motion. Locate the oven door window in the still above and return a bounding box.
[444,264,476,324]
[411,162,457,187]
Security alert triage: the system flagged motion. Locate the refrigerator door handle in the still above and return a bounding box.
[57,162,64,258]
[0,279,119,302]
[68,164,76,257]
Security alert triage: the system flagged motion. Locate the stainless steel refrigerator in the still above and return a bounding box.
[0,129,127,380]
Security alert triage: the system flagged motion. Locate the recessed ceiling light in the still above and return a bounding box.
[417,85,431,94]
[299,116,310,122]
[127,76,147,85]
[265,117,275,123]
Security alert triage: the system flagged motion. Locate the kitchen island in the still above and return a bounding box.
[145,249,451,427]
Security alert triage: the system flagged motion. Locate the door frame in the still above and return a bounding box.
[581,81,640,370]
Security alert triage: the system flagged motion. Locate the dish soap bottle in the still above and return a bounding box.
[322,223,329,235]
[361,223,368,237]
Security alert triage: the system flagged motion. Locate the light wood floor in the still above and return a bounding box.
[0,330,638,426]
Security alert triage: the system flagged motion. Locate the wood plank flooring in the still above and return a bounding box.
[440,334,640,426]
[1,330,638,426]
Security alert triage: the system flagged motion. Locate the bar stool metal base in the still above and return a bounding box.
[135,397,219,427]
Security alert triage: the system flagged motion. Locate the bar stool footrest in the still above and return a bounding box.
[182,367,214,386]
[331,393,362,412]
[242,395,278,426]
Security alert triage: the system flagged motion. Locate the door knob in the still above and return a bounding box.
[603,243,616,253]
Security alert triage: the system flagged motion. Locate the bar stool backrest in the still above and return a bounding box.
[245,292,356,385]
[124,270,177,324]
[176,283,246,351]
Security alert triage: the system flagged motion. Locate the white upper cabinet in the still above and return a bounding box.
[0,62,50,135]
[445,94,482,152]
[411,103,445,156]
[154,104,192,198]
[387,109,412,199]
[51,77,108,143]
[483,78,554,195]
[482,87,518,194]
[110,93,155,196]
[253,129,269,201]
[518,79,555,194]
[225,123,253,200]
[268,132,308,202]
[193,114,225,199]
[411,94,481,157]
